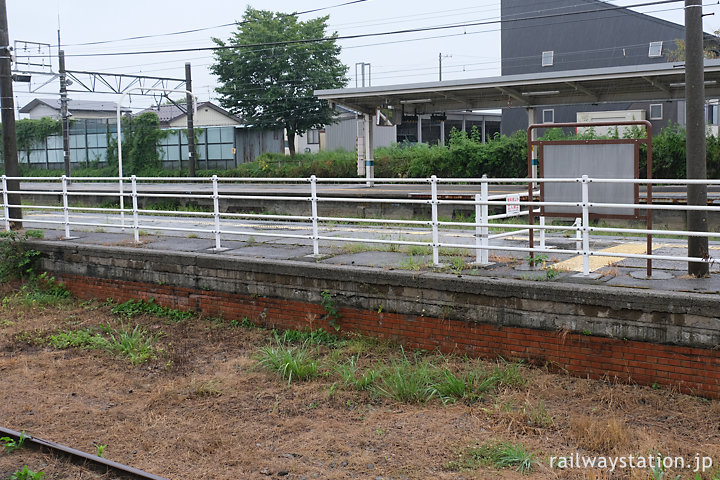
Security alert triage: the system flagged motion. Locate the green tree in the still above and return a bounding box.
[666,30,720,62]
[211,8,348,157]
[106,112,167,175]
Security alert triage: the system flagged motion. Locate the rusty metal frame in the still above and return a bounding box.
[527,121,653,276]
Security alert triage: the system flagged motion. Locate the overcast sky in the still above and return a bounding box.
[7,0,720,115]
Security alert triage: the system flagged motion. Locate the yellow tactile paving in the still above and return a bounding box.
[553,242,649,272]
[552,242,720,272]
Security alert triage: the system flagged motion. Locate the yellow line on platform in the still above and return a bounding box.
[553,242,648,272]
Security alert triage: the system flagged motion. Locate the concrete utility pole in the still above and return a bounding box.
[685,0,709,277]
[59,48,71,177]
[439,53,451,81]
[185,62,195,177]
[0,0,22,228]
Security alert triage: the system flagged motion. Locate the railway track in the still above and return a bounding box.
[0,427,169,480]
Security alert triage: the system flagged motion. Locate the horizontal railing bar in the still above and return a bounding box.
[489,229,530,240]
[591,226,720,238]
[317,216,430,226]
[219,194,308,202]
[220,212,310,222]
[317,235,430,247]
[220,229,311,240]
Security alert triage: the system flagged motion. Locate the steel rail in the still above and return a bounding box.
[0,427,170,480]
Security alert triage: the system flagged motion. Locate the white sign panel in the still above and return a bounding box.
[506,194,521,215]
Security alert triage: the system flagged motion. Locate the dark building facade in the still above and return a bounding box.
[500,0,686,135]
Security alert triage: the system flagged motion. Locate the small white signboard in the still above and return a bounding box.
[506,194,521,215]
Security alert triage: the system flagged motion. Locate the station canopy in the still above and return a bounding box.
[315,60,720,115]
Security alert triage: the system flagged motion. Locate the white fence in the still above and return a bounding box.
[2,175,720,277]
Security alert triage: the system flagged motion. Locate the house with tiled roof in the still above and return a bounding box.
[19,98,131,120]
[139,102,242,128]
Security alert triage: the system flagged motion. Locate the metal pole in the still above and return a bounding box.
[212,174,221,251]
[310,175,319,256]
[363,114,374,186]
[0,0,22,228]
[478,175,490,265]
[185,62,196,177]
[431,175,440,266]
[527,108,538,187]
[59,49,71,177]
[131,175,139,243]
[61,175,71,239]
[439,52,442,81]
[685,0,709,277]
[116,96,126,229]
[581,175,591,276]
[1,175,9,231]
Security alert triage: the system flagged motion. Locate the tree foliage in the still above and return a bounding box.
[666,31,720,62]
[211,8,348,156]
[14,118,62,160]
[106,112,168,175]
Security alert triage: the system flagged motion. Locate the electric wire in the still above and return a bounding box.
[22,0,687,59]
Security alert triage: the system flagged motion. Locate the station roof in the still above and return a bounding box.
[316,60,720,114]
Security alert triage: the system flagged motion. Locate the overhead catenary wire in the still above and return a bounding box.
[55,0,371,49]
[23,0,712,79]
[25,0,689,59]
[13,0,718,111]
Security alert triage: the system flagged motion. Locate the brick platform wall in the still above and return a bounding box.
[56,273,720,399]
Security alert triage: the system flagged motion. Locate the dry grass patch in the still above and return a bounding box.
[569,415,633,453]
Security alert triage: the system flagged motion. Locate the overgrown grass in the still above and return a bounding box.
[333,356,378,390]
[108,298,194,323]
[255,329,528,404]
[1,273,72,309]
[373,349,438,402]
[273,327,340,346]
[48,323,160,365]
[448,441,537,474]
[257,341,320,384]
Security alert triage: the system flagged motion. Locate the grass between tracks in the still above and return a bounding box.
[2,285,720,479]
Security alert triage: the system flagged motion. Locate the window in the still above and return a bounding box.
[707,103,719,125]
[542,51,554,67]
[306,129,320,144]
[648,41,663,58]
[649,104,663,120]
[542,109,555,124]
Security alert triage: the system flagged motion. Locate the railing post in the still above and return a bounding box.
[574,217,582,252]
[131,175,139,243]
[430,175,440,266]
[474,174,490,265]
[212,175,222,251]
[539,215,546,251]
[61,175,72,239]
[310,175,320,256]
[581,175,591,276]
[1,175,10,231]
[119,176,125,231]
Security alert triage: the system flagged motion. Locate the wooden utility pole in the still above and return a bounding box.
[0,0,22,228]
[59,48,71,177]
[185,62,195,177]
[685,0,709,277]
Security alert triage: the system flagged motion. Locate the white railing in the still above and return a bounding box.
[2,174,719,277]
